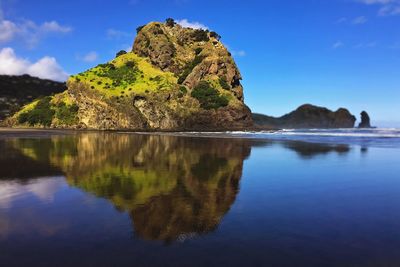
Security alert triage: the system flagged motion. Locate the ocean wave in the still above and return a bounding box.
[119,128,400,148]
[220,129,400,138]
[272,128,400,138]
[134,128,400,137]
[273,132,400,138]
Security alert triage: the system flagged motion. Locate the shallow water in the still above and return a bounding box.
[1,130,400,267]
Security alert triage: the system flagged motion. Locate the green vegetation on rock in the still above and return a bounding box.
[209,31,221,40]
[116,50,127,57]
[219,77,230,90]
[18,97,55,126]
[17,93,79,127]
[55,102,79,125]
[191,29,210,42]
[97,61,140,87]
[165,18,175,27]
[191,81,229,110]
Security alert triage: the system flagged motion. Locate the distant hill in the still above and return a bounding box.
[0,74,66,121]
[253,104,356,129]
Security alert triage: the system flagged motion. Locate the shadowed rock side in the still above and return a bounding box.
[253,104,356,129]
[358,111,372,128]
[0,75,66,122]
[7,19,253,130]
[8,134,251,242]
[0,140,63,179]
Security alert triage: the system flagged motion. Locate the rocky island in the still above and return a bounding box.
[358,111,372,128]
[4,19,252,131]
[253,104,357,129]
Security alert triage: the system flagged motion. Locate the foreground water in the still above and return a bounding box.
[1,129,400,267]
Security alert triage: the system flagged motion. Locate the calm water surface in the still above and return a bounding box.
[1,130,400,267]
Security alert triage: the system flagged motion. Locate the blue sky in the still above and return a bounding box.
[1,0,399,126]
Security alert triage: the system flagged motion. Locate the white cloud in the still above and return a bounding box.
[0,16,72,47]
[356,0,400,16]
[224,44,246,57]
[358,0,394,4]
[40,21,72,33]
[335,16,368,25]
[389,42,400,48]
[176,19,208,30]
[352,16,368,24]
[378,4,400,15]
[0,47,68,81]
[335,17,348,24]
[354,41,377,48]
[0,178,65,209]
[28,57,68,81]
[81,51,98,62]
[0,19,17,42]
[232,50,246,57]
[106,28,130,40]
[332,41,344,49]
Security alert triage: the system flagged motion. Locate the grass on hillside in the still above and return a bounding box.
[69,52,178,98]
[16,92,79,127]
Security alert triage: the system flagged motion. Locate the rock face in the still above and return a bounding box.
[8,19,253,130]
[0,75,66,122]
[358,111,371,128]
[133,22,245,101]
[253,104,356,129]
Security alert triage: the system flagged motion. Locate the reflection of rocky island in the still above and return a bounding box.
[2,133,352,242]
[283,141,350,158]
[6,134,250,242]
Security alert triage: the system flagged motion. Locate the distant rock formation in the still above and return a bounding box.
[0,74,66,122]
[358,111,371,128]
[253,104,356,129]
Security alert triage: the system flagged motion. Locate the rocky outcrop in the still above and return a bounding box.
[133,22,243,97]
[0,74,66,122]
[253,104,356,129]
[8,19,253,130]
[133,21,246,102]
[358,111,371,128]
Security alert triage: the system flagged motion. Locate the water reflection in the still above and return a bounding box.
[0,134,352,242]
[1,134,251,242]
[283,141,351,158]
[3,132,400,267]
[0,177,67,240]
[0,141,62,179]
